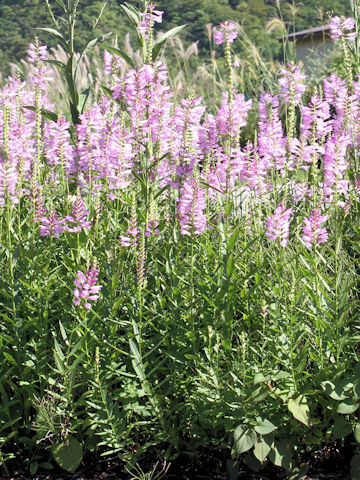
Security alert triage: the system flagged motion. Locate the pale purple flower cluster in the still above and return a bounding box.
[177,175,207,235]
[300,95,332,140]
[103,50,123,76]
[279,63,306,104]
[329,16,356,41]
[39,208,66,238]
[265,203,292,247]
[213,22,238,45]
[302,209,328,248]
[26,42,53,91]
[258,94,286,172]
[216,92,252,137]
[73,263,102,310]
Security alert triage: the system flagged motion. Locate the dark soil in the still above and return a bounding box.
[0,443,353,480]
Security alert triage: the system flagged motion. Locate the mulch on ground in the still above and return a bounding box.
[0,442,353,480]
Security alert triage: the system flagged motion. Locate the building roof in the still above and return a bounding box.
[280,24,330,41]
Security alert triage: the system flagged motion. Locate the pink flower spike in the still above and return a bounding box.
[64,194,92,233]
[213,21,238,45]
[73,263,102,309]
[265,203,292,247]
[301,208,328,248]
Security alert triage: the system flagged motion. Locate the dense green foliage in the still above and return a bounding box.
[0,0,352,79]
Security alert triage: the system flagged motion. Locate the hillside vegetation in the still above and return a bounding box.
[0,0,352,78]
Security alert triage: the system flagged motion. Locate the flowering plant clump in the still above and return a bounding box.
[1,3,360,476]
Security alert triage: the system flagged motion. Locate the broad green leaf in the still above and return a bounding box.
[233,426,256,454]
[152,25,187,62]
[351,454,360,480]
[52,436,83,473]
[253,438,271,463]
[254,418,278,435]
[337,402,358,414]
[269,440,292,469]
[354,424,360,443]
[333,415,352,439]
[272,370,291,381]
[288,395,310,426]
[101,45,136,69]
[253,373,270,385]
[30,462,38,475]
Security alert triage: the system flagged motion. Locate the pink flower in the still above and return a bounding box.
[138,3,163,38]
[216,92,252,137]
[39,208,66,238]
[213,22,238,45]
[302,208,328,248]
[103,50,123,76]
[279,63,306,104]
[265,203,292,247]
[73,263,102,310]
[330,16,356,41]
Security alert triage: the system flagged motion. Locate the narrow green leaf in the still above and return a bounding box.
[45,59,66,70]
[53,0,66,10]
[36,27,65,42]
[78,87,91,114]
[121,4,140,27]
[152,25,187,61]
[79,32,112,64]
[101,45,136,69]
[23,106,58,123]
[59,321,69,345]
[228,228,240,252]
